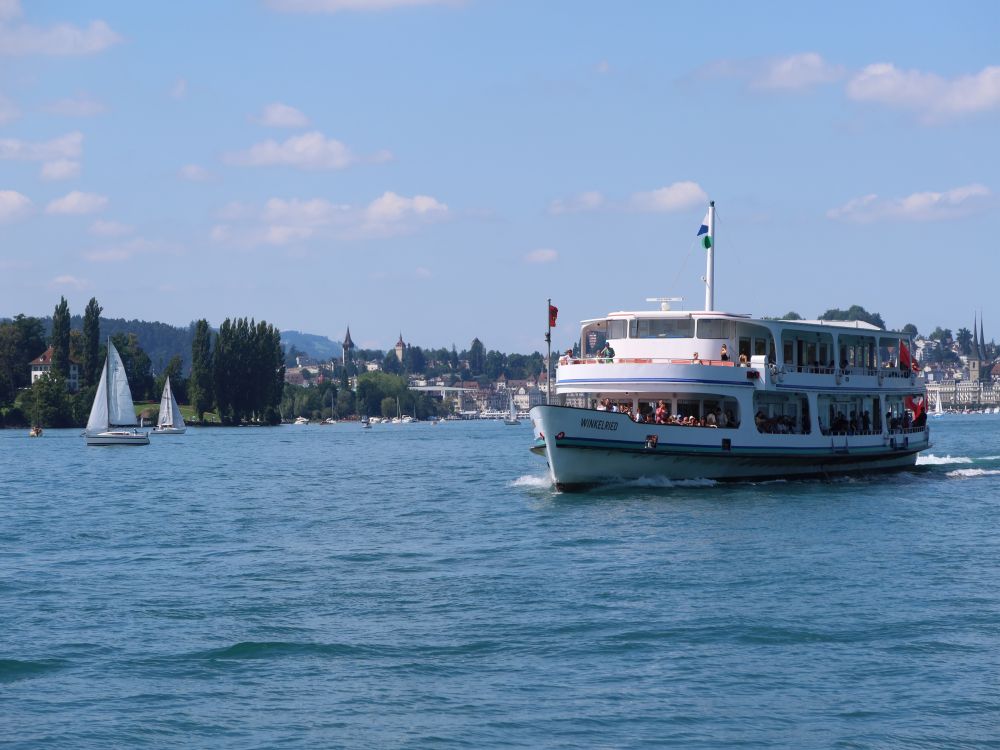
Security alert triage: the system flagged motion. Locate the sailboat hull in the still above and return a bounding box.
[86,430,150,446]
[151,426,186,435]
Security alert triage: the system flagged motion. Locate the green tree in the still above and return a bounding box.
[817,305,885,329]
[155,355,187,404]
[82,297,103,387]
[929,327,952,343]
[403,345,427,374]
[956,327,973,356]
[26,373,73,427]
[781,311,803,320]
[111,332,154,401]
[189,319,214,420]
[468,337,485,376]
[901,323,918,337]
[380,396,397,418]
[382,350,402,374]
[0,315,47,405]
[50,296,71,379]
[484,349,505,380]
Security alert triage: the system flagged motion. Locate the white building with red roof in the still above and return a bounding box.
[29,346,80,391]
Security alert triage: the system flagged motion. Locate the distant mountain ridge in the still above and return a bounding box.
[4,314,340,374]
[279,330,343,362]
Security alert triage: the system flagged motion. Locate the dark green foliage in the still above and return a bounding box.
[929,327,952,343]
[50,297,71,378]
[468,338,485,376]
[817,305,885,329]
[212,317,284,424]
[956,328,973,356]
[155,355,187,404]
[782,311,803,320]
[901,323,918,337]
[82,298,103,387]
[111,332,155,401]
[189,319,213,420]
[0,315,47,406]
[382,350,402,374]
[23,374,73,427]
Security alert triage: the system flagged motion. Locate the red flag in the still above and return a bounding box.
[899,340,914,371]
[549,304,558,328]
[905,395,925,417]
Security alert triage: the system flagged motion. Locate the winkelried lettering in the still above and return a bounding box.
[580,418,618,431]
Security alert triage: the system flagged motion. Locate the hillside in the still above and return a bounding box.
[280,330,343,362]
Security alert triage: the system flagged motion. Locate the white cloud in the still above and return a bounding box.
[45,92,105,117]
[170,78,187,100]
[0,131,82,162]
[40,159,80,181]
[827,184,992,223]
[362,191,448,235]
[0,93,19,124]
[51,274,87,289]
[0,15,120,56]
[525,248,558,263]
[0,189,31,222]
[697,52,843,92]
[84,237,176,263]
[0,1,21,22]
[212,191,448,246]
[752,52,845,91]
[254,102,310,128]
[266,0,459,13]
[179,163,211,181]
[89,219,132,237]
[847,63,1000,121]
[225,131,384,170]
[548,190,604,215]
[46,191,108,215]
[630,181,708,213]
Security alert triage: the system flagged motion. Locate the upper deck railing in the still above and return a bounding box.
[559,357,918,380]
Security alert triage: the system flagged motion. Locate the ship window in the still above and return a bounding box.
[697,319,730,339]
[630,318,694,338]
[607,319,628,339]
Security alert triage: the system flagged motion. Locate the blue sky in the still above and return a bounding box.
[2,0,999,352]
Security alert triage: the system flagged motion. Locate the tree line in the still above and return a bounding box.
[0,297,285,428]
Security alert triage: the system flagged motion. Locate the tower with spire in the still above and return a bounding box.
[395,333,406,365]
[342,326,355,369]
[969,312,988,383]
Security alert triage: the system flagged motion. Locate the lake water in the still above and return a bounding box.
[2,417,1000,748]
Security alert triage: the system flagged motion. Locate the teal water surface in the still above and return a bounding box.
[2,417,1000,748]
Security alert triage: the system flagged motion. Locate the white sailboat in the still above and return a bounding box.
[152,376,186,434]
[504,394,520,425]
[931,389,944,418]
[85,339,149,446]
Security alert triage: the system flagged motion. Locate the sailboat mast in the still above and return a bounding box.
[105,336,112,427]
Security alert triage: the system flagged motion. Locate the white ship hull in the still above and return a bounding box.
[530,406,927,490]
[151,426,186,435]
[86,430,150,446]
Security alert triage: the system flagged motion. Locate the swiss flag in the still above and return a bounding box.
[549,304,558,328]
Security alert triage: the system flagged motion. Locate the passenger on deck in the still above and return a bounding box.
[738,353,749,366]
[720,344,730,362]
[598,342,615,363]
[718,409,729,428]
[706,411,717,427]
[692,352,703,365]
[862,411,871,432]
[655,400,668,424]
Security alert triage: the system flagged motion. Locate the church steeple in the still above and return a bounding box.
[342,326,354,368]
[972,313,982,360]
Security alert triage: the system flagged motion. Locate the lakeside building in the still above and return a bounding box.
[29,346,80,392]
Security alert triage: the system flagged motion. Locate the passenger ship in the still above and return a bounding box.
[529,202,930,490]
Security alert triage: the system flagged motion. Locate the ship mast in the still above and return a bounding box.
[704,200,716,311]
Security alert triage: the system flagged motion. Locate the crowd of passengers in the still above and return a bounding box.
[596,398,738,428]
[754,412,809,435]
[818,409,926,435]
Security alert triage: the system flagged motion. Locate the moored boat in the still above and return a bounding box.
[530,201,929,490]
